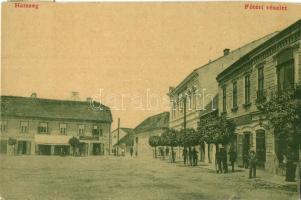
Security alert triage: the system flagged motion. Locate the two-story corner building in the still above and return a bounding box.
[216,20,301,174]
[168,32,277,164]
[111,128,134,155]
[133,112,169,159]
[0,95,113,156]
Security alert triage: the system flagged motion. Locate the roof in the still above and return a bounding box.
[169,31,278,96]
[0,95,112,123]
[217,19,301,82]
[114,130,134,146]
[119,128,135,135]
[134,112,169,134]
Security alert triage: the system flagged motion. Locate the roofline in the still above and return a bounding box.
[169,28,281,96]
[134,126,169,135]
[216,19,301,82]
[112,127,134,132]
[0,95,111,110]
[1,114,113,123]
[168,71,198,96]
[134,111,169,130]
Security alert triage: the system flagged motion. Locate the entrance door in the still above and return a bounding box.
[17,141,27,155]
[256,130,266,167]
[243,132,251,167]
[237,134,244,167]
[92,143,101,155]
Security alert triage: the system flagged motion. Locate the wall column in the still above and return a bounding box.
[50,145,55,155]
[204,142,209,163]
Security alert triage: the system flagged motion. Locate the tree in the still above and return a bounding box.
[258,88,301,182]
[8,138,17,156]
[160,128,180,162]
[197,113,236,146]
[68,137,80,156]
[148,135,160,158]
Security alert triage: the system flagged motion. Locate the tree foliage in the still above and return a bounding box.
[148,135,160,147]
[197,113,236,145]
[178,128,199,147]
[69,137,80,148]
[8,137,17,146]
[160,128,179,147]
[259,90,300,132]
[258,89,301,146]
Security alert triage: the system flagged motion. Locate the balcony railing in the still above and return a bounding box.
[79,135,100,140]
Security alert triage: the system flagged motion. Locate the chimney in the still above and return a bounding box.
[30,92,37,98]
[223,48,230,56]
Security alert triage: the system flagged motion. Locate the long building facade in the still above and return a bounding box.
[216,20,301,174]
[168,32,277,164]
[0,95,112,156]
[133,112,169,159]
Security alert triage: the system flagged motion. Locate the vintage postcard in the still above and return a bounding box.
[1,1,301,200]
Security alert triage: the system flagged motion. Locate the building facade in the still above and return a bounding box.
[0,95,112,156]
[168,33,276,164]
[133,112,169,159]
[216,20,301,174]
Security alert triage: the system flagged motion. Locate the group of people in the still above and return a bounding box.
[180,145,258,179]
[216,147,257,178]
[215,147,231,173]
[182,147,199,166]
[158,147,177,163]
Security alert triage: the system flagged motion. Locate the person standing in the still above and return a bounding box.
[243,152,249,169]
[215,148,223,173]
[130,147,133,157]
[165,147,170,158]
[285,146,297,182]
[171,149,176,163]
[229,148,237,172]
[220,147,228,173]
[192,147,198,166]
[182,147,188,165]
[189,148,193,166]
[249,150,257,178]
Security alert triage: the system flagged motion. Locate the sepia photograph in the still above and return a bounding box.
[1,1,301,199]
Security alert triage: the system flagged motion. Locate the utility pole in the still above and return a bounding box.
[117,118,120,156]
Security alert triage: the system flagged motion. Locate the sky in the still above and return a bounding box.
[1,2,301,130]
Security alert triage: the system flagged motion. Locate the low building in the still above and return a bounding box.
[168,32,276,164]
[0,95,112,156]
[133,112,169,158]
[113,128,135,156]
[216,19,301,174]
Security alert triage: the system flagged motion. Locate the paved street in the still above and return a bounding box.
[0,156,298,200]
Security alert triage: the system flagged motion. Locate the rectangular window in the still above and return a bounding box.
[258,67,264,98]
[78,125,85,136]
[20,121,29,133]
[245,75,251,104]
[277,60,295,92]
[38,122,48,134]
[222,86,227,112]
[60,123,67,135]
[0,121,7,132]
[92,125,99,138]
[232,81,237,108]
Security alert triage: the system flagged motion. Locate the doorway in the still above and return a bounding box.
[17,141,29,155]
[256,130,266,167]
[92,143,101,155]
